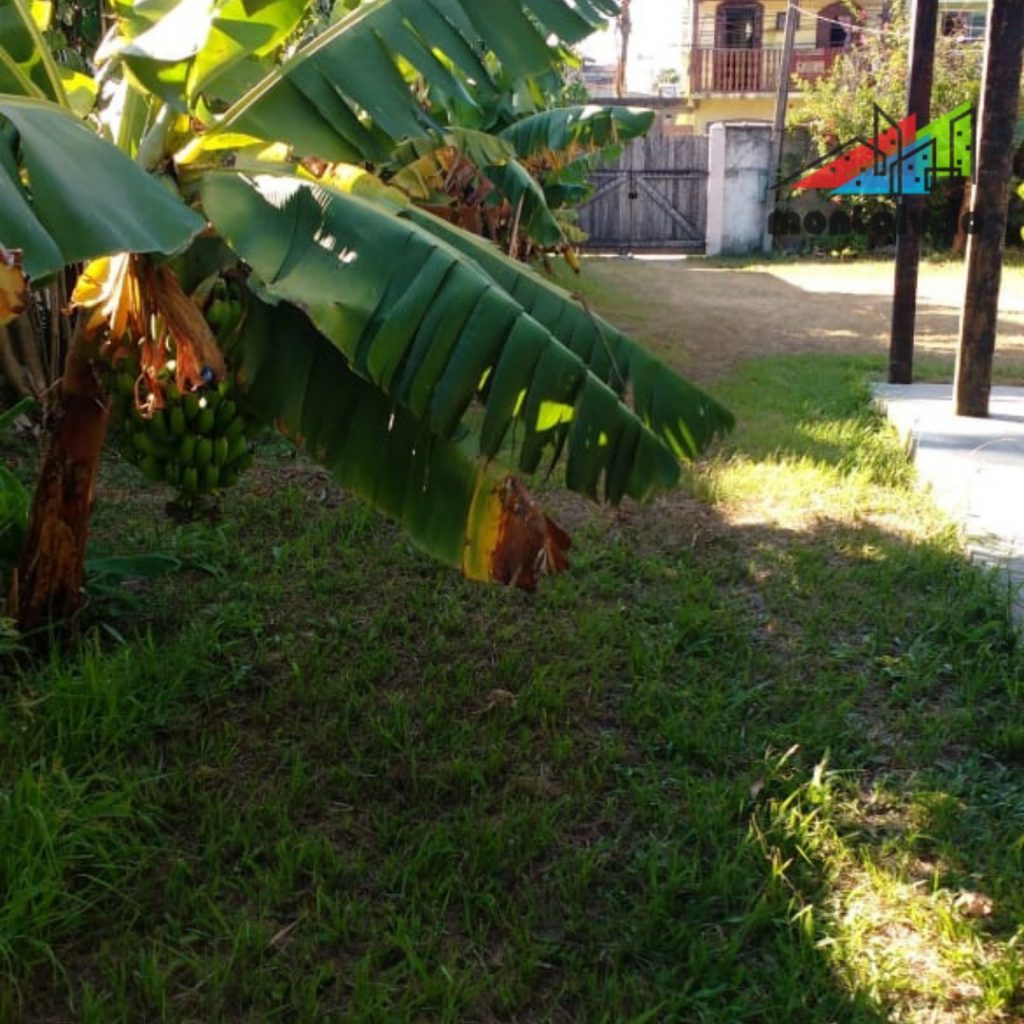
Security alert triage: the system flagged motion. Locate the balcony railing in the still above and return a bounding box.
[689,46,845,94]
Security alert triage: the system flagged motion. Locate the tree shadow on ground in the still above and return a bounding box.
[550,490,1024,1023]
[2,354,1024,1022]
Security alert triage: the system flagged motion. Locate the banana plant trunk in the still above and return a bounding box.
[15,321,109,633]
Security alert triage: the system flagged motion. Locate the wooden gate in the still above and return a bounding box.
[578,134,709,252]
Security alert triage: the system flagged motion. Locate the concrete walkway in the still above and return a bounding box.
[874,383,1024,623]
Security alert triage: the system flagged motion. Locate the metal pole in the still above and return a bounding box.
[953,0,1024,418]
[764,2,800,252]
[888,0,939,384]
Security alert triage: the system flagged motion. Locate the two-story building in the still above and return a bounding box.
[673,0,986,133]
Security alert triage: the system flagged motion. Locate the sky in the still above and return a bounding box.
[577,0,687,92]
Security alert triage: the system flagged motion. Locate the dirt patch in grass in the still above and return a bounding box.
[574,257,1024,383]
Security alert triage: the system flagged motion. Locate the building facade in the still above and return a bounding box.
[672,0,986,133]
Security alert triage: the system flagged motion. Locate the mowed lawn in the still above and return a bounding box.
[2,258,1023,1023]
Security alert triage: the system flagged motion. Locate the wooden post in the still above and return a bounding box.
[953,0,1024,417]
[888,0,939,384]
[690,0,701,96]
[615,0,632,98]
[764,1,800,252]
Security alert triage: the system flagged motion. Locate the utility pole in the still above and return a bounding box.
[888,0,939,384]
[615,0,632,98]
[764,2,800,253]
[953,0,1024,417]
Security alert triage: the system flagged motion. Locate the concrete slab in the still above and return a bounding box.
[873,383,1024,624]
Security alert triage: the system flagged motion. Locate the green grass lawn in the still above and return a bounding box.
[2,348,1023,1022]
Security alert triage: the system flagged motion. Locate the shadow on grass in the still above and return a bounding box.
[1,360,1023,1023]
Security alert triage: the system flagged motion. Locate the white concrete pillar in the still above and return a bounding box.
[706,123,727,257]
[705,123,774,256]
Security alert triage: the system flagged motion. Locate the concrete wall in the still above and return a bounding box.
[688,96,775,133]
[705,122,773,256]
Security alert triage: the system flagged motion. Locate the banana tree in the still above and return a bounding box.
[379,43,658,257]
[389,104,657,260]
[0,0,734,633]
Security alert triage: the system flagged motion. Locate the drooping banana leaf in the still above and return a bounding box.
[237,296,570,587]
[400,205,734,461]
[0,96,204,279]
[201,170,681,503]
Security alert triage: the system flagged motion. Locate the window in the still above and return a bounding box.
[720,5,762,48]
[816,2,861,50]
[775,10,800,30]
[942,11,986,40]
[714,2,764,90]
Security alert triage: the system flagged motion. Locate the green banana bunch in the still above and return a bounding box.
[108,357,259,503]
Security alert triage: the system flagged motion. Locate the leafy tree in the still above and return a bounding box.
[788,1,988,248]
[790,2,983,151]
[0,0,734,633]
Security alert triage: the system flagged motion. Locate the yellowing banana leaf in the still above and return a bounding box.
[388,107,657,250]
[401,204,735,461]
[201,170,680,503]
[392,128,517,174]
[0,96,204,279]
[390,127,517,199]
[238,296,570,589]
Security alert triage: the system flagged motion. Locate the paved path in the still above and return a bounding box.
[874,383,1024,623]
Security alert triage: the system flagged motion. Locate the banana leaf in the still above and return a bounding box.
[390,128,517,199]
[0,96,204,279]
[401,205,735,461]
[107,0,307,109]
[483,158,564,246]
[499,105,656,162]
[201,170,680,503]
[488,106,657,246]
[116,0,621,165]
[389,107,657,250]
[0,0,66,105]
[237,296,569,587]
